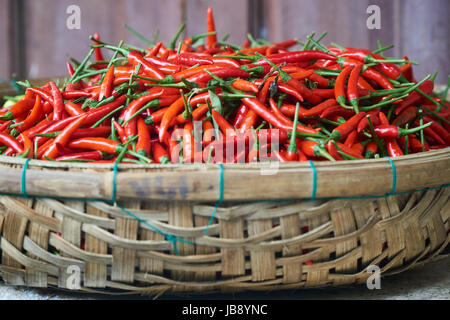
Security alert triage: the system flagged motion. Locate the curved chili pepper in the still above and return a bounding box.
[269,98,294,127]
[113,119,128,144]
[55,150,103,161]
[0,132,24,153]
[423,115,450,144]
[64,101,84,117]
[68,137,120,154]
[357,109,380,133]
[211,56,241,68]
[206,6,218,51]
[49,81,64,121]
[347,64,362,112]
[395,80,434,115]
[19,133,33,158]
[159,97,185,142]
[136,118,151,156]
[330,112,366,141]
[386,139,403,157]
[152,141,170,164]
[277,82,304,102]
[374,123,432,139]
[338,48,401,80]
[43,114,87,159]
[392,106,417,127]
[364,140,378,158]
[231,79,259,93]
[186,67,250,83]
[99,65,115,100]
[300,99,337,118]
[256,51,337,66]
[334,65,353,108]
[202,120,215,144]
[175,52,213,66]
[0,98,35,120]
[127,51,165,79]
[298,140,335,161]
[242,97,318,135]
[326,140,344,160]
[15,96,43,132]
[62,90,91,100]
[211,109,235,136]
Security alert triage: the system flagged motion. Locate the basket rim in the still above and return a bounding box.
[0,148,448,202]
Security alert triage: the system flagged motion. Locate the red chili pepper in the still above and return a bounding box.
[338,48,401,80]
[0,132,24,153]
[99,65,115,100]
[83,95,126,126]
[269,98,294,127]
[326,140,344,160]
[113,120,128,144]
[159,97,185,142]
[0,98,35,120]
[127,51,165,80]
[395,80,434,115]
[64,101,84,117]
[175,52,213,66]
[334,65,353,108]
[186,67,250,84]
[55,150,102,162]
[386,139,404,157]
[68,137,120,154]
[364,140,378,158]
[357,109,380,133]
[19,133,33,158]
[374,123,431,140]
[231,79,259,93]
[242,97,318,135]
[422,116,450,144]
[136,118,151,156]
[277,82,304,102]
[392,106,417,127]
[15,96,43,132]
[298,140,335,161]
[330,112,366,141]
[347,64,362,112]
[211,109,235,136]
[256,51,337,66]
[48,82,64,121]
[152,141,170,164]
[43,114,87,159]
[206,6,218,51]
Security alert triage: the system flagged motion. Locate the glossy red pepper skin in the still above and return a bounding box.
[127,51,165,79]
[43,114,87,159]
[136,118,151,156]
[334,66,353,106]
[242,98,318,135]
[206,6,218,51]
[49,81,64,121]
[330,112,366,141]
[186,67,250,84]
[395,80,434,115]
[175,52,213,66]
[68,137,120,154]
[256,51,337,66]
[338,48,401,80]
[0,132,24,153]
[386,139,404,157]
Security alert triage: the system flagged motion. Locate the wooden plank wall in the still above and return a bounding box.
[263,0,450,84]
[1,0,449,84]
[0,0,11,80]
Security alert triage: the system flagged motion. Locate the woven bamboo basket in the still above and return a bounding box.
[0,81,449,296]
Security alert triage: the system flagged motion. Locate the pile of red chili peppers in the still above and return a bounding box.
[1,7,449,164]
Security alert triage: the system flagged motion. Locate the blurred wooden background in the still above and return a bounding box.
[1,0,449,83]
